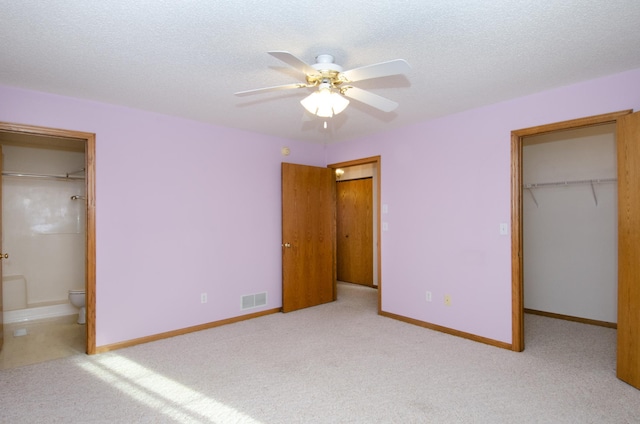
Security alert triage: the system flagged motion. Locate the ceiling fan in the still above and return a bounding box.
[235,51,411,118]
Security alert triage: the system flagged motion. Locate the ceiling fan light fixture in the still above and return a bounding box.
[238,51,410,122]
[300,83,349,118]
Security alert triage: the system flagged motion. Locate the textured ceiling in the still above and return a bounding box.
[2,1,640,143]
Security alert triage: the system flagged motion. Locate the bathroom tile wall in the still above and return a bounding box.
[2,145,86,307]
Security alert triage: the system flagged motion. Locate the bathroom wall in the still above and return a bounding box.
[2,145,86,307]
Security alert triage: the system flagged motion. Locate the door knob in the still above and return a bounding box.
[283,243,291,248]
[0,253,8,259]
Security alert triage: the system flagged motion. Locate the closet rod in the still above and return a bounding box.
[2,171,85,181]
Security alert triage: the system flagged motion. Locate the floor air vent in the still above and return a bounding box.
[242,292,267,310]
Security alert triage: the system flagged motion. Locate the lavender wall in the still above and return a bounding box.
[327,68,640,344]
[0,85,325,346]
[2,67,639,348]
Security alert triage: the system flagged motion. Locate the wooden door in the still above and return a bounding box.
[617,111,640,389]
[281,163,336,312]
[337,178,373,285]
[0,146,3,352]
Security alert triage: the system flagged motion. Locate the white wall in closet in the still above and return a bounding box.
[523,124,617,323]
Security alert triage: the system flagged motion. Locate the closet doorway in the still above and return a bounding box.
[0,122,96,356]
[521,123,617,326]
[511,110,640,390]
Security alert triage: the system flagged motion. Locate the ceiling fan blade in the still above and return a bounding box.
[341,86,399,112]
[268,51,318,76]
[234,83,309,96]
[341,59,411,82]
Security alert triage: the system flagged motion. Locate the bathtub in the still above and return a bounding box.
[2,275,77,324]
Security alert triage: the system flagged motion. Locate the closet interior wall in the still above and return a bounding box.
[522,124,617,324]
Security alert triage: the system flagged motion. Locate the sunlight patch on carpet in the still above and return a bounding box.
[78,354,262,423]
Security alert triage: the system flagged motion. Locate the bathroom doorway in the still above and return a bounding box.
[0,122,96,363]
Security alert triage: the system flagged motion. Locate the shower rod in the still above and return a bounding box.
[2,171,85,181]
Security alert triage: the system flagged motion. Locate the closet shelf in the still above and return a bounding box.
[523,177,617,207]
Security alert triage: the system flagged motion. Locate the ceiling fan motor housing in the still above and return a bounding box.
[307,54,344,87]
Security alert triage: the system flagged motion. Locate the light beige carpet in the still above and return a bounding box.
[0,282,638,423]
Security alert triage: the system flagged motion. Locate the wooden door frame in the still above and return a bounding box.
[510,110,632,351]
[328,156,382,312]
[0,122,97,355]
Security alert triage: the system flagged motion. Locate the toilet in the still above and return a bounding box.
[68,289,86,324]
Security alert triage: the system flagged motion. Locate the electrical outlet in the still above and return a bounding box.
[426,291,432,302]
[201,293,207,304]
[444,294,452,306]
